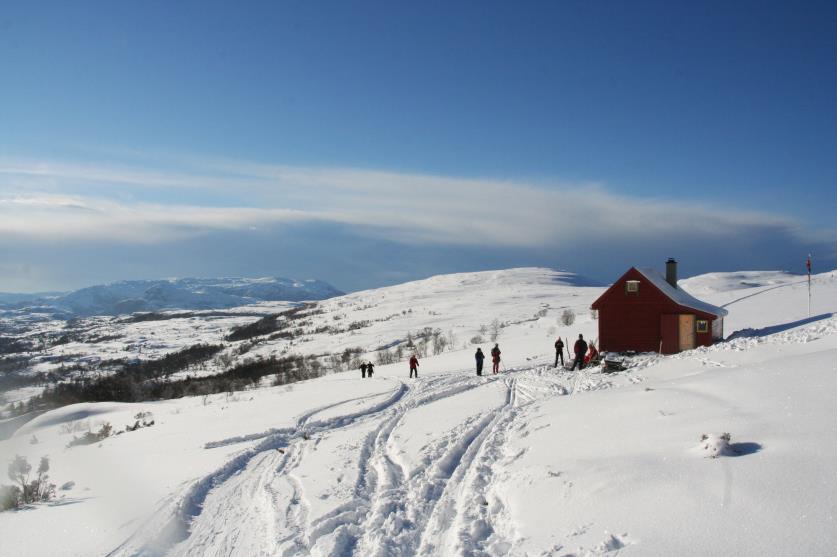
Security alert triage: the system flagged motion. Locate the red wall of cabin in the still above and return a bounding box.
[592,268,717,354]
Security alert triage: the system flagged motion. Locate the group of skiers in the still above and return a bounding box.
[554,334,598,371]
[360,336,598,379]
[359,361,375,378]
[360,354,420,379]
[473,343,501,376]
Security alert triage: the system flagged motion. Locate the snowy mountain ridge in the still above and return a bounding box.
[0,276,343,316]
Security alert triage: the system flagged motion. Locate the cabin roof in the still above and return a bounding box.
[634,267,728,318]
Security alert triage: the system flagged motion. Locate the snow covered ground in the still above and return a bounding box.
[1,267,836,556]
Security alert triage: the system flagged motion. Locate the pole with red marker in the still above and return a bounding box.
[806,254,812,317]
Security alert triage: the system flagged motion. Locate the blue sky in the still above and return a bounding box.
[1,1,835,292]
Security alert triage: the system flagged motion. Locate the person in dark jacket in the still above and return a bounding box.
[491,344,501,374]
[571,334,587,371]
[409,355,419,378]
[360,362,368,378]
[554,337,564,368]
[366,361,375,378]
[475,348,485,376]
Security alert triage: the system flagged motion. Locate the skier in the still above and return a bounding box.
[584,343,599,365]
[491,344,501,374]
[360,362,368,379]
[366,361,375,378]
[475,347,485,376]
[554,337,564,368]
[409,354,419,378]
[571,334,587,371]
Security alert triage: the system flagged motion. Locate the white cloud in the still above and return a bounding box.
[0,156,815,250]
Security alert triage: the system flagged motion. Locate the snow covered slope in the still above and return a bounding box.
[1,268,836,556]
[0,276,343,316]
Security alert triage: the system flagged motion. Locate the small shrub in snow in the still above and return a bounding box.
[432,335,447,355]
[534,308,548,318]
[67,422,113,448]
[0,485,19,511]
[446,330,457,351]
[470,335,484,345]
[561,309,576,326]
[699,433,733,458]
[377,348,395,365]
[2,455,55,509]
[60,481,75,491]
[489,319,502,342]
[416,339,429,358]
[126,413,155,432]
[59,420,89,436]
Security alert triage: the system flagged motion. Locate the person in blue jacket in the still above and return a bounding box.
[475,347,485,376]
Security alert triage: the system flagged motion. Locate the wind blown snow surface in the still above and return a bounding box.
[1,267,836,556]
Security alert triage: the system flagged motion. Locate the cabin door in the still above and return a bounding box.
[660,314,679,354]
[678,314,695,351]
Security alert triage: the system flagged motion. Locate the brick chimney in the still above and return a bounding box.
[666,258,678,289]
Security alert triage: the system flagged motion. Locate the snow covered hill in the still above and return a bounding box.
[0,276,343,317]
[1,267,836,556]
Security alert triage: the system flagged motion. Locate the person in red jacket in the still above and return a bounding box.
[491,344,501,374]
[584,343,599,365]
[409,354,419,378]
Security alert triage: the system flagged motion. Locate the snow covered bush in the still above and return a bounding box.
[446,330,457,351]
[489,319,502,342]
[0,484,19,511]
[432,335,447,355]
[470,335,484,345]
[2,455,56,510]
[699,433,733,458]
[67,422,113,448]
[561,309,576,326]
[126,411,155,432]
[376,348,395,365]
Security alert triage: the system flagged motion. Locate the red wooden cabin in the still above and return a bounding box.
[591,259,727,354]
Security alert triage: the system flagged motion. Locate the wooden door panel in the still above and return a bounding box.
[678,314,695,351]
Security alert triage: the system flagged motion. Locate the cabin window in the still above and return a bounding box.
[696,319,709,333]
[625,280,640,294]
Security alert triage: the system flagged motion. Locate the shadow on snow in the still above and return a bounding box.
[726,313,834,341]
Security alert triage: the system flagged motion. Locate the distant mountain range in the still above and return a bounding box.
[0,277,343,317]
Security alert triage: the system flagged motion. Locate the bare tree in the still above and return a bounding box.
[561,309,576,326]
[432,335,447,355]
[489,319,502,342]
[446,329,457,352]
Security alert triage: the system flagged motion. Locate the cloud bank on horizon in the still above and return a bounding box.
[0,154,833,293]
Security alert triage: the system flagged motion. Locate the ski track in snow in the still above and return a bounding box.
[108,364,595,557]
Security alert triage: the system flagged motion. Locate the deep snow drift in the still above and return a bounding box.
[1,267,836,556]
